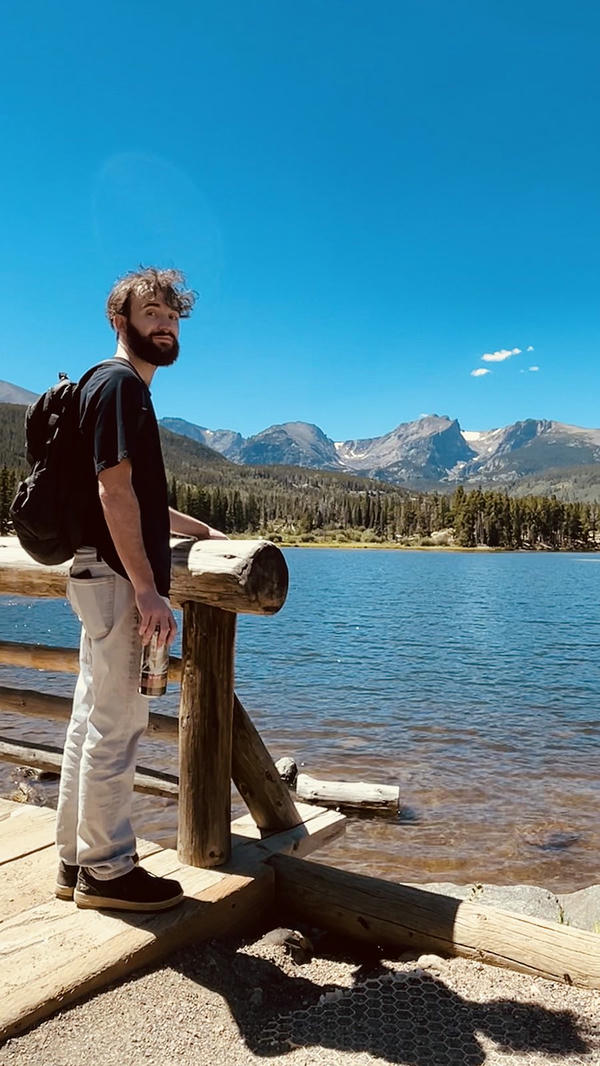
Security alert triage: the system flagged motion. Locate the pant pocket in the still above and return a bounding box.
[67,575,116,640]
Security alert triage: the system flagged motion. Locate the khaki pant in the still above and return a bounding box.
[55,548,149,879]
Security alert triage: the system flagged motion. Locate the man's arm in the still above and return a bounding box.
[168,506,228,540]
[98,459,177,647]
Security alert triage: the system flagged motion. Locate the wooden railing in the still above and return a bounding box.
[0,536,301,867]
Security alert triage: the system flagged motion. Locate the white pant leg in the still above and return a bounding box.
[56,549,149,879]
[55,624,94,866]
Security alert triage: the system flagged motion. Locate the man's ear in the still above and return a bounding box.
[113,312,127,337]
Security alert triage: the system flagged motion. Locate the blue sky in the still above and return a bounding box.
[1,1,599,439]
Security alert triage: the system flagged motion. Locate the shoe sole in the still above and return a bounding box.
[55,884,75,901]
[74,889,184,912]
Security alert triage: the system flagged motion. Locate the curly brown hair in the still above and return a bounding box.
[106,267,196,327]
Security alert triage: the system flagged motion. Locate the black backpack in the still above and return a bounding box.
[10,365,105,565]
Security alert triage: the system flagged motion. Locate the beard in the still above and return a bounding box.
[123,320,180,367]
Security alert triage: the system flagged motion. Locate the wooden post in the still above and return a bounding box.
[232,696,301,831]
[178,602,237,867]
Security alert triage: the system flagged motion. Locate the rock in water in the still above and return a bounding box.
[275,757,298,787]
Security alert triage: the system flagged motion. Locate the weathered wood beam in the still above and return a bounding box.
[0,853,272,1045]
[232,695,301,831]
[296,772,400,812]
[170,538,288,614]
[0,738,178,798]
[0,536,288,616]
[178,602,236,868]
[0,686,179,741]
[269,854,600,990]
[0,640,182,681]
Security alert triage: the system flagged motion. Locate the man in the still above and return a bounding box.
[55,267,226,912]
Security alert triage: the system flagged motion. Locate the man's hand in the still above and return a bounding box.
[168,506,229,540]
[136,588,177,647]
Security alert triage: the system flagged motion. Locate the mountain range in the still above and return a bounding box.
[0,381,38,406]
[2,378,599,497]
[160,414,600,490]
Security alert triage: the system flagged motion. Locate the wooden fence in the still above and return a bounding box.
[0,535,301,867]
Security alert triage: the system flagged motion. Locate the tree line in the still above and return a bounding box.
[169,475,598,549]
[1,461,598,549]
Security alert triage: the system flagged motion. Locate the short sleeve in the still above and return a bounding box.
[82,370,148,475]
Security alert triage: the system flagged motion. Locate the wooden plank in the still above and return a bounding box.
[0,798,19,819]
[0,839,163,920]
[230,802,346,869]
[232,799,339,837]
[177,602,236,867]
[0,849,227,992]
[0,859,273,1042]
[0,803,57,864]
[269,854,600,991]
[0,800,343,1041]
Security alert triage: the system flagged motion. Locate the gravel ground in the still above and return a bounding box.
[1,927,598,1066]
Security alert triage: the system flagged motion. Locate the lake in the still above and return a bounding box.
[1,548,599,891]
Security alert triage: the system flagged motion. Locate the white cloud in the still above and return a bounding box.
[482,351,510,362]
[482,347,521,363]
[471,368,491,377]
[527,345,534,352]
[529,365,539,372]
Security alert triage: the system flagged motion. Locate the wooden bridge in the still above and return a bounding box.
[1,534,599,1045]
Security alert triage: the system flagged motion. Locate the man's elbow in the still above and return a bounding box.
[97,460,135,507]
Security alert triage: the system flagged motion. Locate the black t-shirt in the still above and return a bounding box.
[77,358,171,596]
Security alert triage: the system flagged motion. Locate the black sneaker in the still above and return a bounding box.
[55,861,79,901]
[55,852,140,901]
[74,865,184,912]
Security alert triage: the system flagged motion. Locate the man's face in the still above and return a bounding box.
[121,291,180,366]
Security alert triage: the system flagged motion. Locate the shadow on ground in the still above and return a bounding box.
[168,939,591,1065]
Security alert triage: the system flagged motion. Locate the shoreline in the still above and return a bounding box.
[271,540,598,552]
[2,531,597,554]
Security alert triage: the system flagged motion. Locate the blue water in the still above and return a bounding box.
[2,549,599,889]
